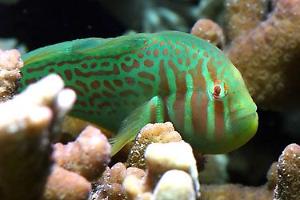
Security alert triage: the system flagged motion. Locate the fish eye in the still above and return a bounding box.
[212,81,228,99]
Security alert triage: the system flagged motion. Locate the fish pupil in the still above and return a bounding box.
[213,85,222,98]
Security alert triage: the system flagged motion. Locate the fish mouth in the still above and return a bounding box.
[227,104,258,135]
[227,106,258,137]
[228,103,257,123]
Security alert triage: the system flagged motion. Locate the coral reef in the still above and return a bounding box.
[191,19,225,49]
[0,49,22,102]
[90,162,145,200]
[123,141,200,199]
[225,0,268,41]
[90,125,200,200]
[200,184,273,200]
[226,0,300,110]
[126,122,182,169]
[274,143,300,200]
[0,74,75,200]
[198,154,229,184]
[43,165,91,200]
[53,125,111,181]
[46,125,111,200]
[152,170,196,200]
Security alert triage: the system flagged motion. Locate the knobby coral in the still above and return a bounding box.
[0,74,75,200]
[0,49,22,102]
[274,143,300,200]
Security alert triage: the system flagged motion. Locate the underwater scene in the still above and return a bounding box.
[0,0,299,199]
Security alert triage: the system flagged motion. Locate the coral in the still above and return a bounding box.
[0,49,22,102]
[225,0,268,41]
[43,165,91,200]
[89,162,145,200]
[152,170,196,200]
[198,154,229,184]
[53,125,111,181]
[90,125,200,200]
[200,184,273,200]
[0,74,75,200]
[274,143,300,200]
[124,141,200,199]
[191,19,225,49]
[266,162,278,190]
[126,122,182,169]
[226,0,300,110]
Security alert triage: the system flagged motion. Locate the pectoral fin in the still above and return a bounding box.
[110,96,165,156]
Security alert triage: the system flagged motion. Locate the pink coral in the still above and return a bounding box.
[0,49,23,101]
[53,125,111,181]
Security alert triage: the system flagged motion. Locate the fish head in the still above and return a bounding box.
[188,55,258,154]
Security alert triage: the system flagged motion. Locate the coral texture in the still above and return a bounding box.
[0,74,75,200]
[152,170,196,200]
[90,162,145,200]
[200,184,273,200]
[274,143,300,200]
[191,19,225,49]
[0,49,22,102]
[43,165,91,200]
[126,122,182,169]
[226,0,300,110]
[124,140,200,200]
[53,125,111,181]
[225,0,268,40]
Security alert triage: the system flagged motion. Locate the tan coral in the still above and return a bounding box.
[191,19,225,49]
[0,74,75,200]
[124,140,200,200]
[274,143,300,200]
[43,165,91,200]
[200,184,273,200]
[266,162,278,190]
[225,0,268,41]
[53,125,111,181]
[0,49,23,102]
[90,162,145,200]
[126,122,182,169]
[152,170,196,200]
[226,0,300,110]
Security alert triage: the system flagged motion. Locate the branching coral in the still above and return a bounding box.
[89,123,200,200]
[45,125,111,200]
[0,74,75,200]
[225,0,268,41]
[126,122,182,169]
[53,125,111,181]
[0,49,22,102]
[191,19,225,49]
[90,162,145,200]
[274,143,300,200]
[43,165,91,200]
[124,140,200,200]
[226,0,300,110]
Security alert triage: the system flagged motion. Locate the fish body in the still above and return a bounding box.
[19,31,258,155]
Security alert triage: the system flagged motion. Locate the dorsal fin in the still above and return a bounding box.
[21,33,151,66]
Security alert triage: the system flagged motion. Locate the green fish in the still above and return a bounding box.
[19,31,258,155]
